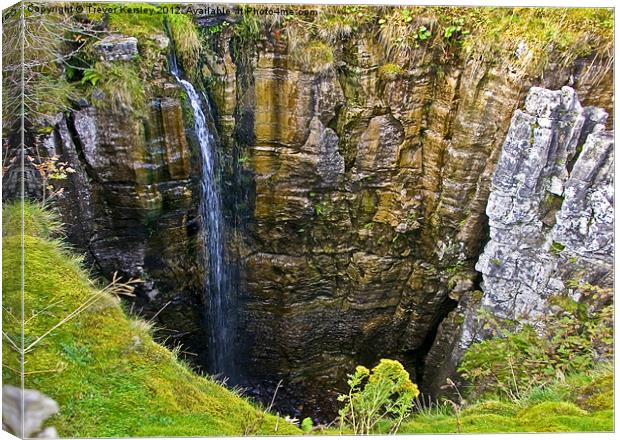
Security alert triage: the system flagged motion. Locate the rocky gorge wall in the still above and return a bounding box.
[423,86,614,395]
[5,8,614,421]
[3,32,212,365]
[203,20,613,416]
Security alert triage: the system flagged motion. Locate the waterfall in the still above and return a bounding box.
[170,58,233,379]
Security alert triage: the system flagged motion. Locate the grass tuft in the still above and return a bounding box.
[167,13,201,74]
[90,62,146,114]
[292,40,334,73]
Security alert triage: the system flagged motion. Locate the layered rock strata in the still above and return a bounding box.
[425,87,613,394]
[203,26,613,417]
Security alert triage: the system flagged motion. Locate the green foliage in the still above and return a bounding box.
[80,68,101,86]
[90,62,146,114]
[2,202,300,437]
[446,260,465,276]
[206,21,230,35]
[314,202,326,216]
[415,26,432,44]
[443,18,470,41]
[338,359,420,434]
[458,289,613,402]
[301,417,313,433]
[550,241,566,254]
[232,13,261,52]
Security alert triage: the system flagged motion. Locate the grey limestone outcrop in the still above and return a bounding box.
[476,86,613,321]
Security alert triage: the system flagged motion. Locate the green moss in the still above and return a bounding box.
[459,414,522,432]
[519,402,588,420]
[574,371,614,411]
[2,201,300,437]
[470,290,484,301]
[292,40,334,73]
[106,3,163,39]
[377,63,404,80]
[461,400,517,417]
[396,389,612,434]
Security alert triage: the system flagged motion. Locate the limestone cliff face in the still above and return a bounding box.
[477,87,613,319]
[203,24,613,416]
[425,87,613,395]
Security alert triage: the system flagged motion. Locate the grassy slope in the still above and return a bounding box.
[2,203,299,437]
[315,367,613,435]
[398,370,613,434]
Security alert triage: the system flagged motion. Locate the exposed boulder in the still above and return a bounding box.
[2,385,59,438]
[428,87,613,394]
[93,34,138,61]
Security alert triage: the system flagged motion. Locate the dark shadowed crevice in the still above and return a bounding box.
[65,111,100,185]
[403,295,458,392]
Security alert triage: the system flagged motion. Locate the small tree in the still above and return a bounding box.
[27,154,75,205]
[338,359,419,434]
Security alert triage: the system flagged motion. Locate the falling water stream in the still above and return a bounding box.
[170,55,233,379]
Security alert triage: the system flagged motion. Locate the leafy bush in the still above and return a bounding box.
[338,359,419,434]
[458,288,613,401]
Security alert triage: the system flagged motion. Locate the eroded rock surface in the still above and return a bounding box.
[428,87,613,393]
[476,87,612,319]
[203,24,613,418]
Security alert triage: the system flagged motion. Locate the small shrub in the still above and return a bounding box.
[459,288,613,401]
[300,417,313,433]
[338,359,419,434]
